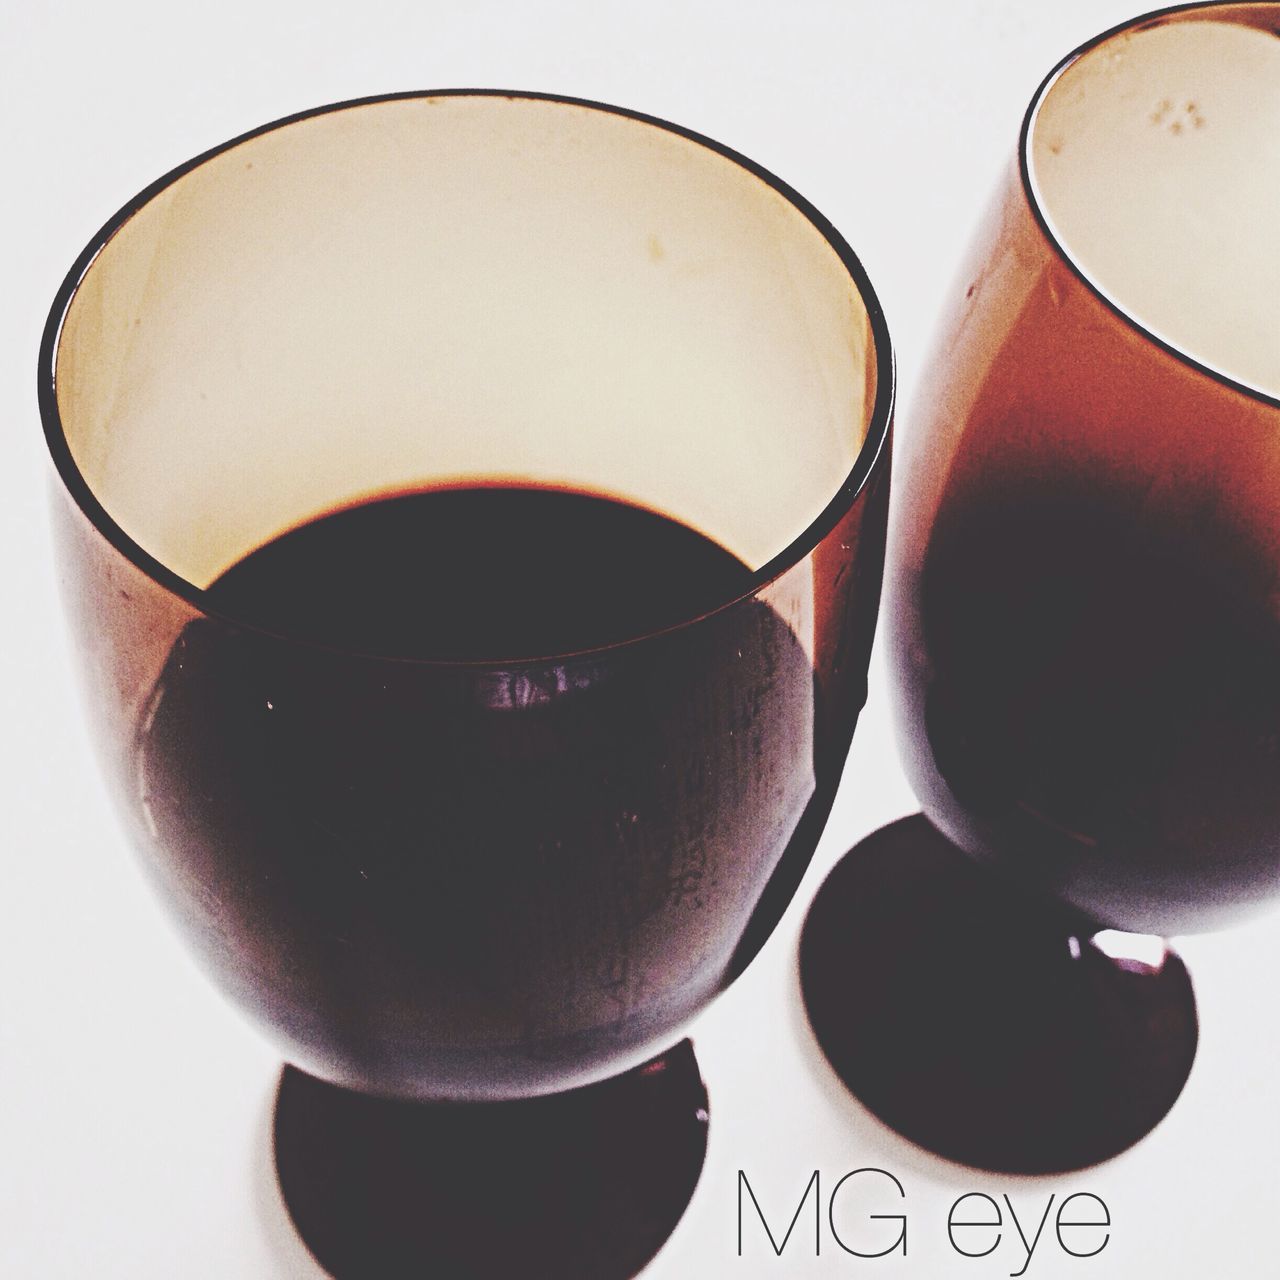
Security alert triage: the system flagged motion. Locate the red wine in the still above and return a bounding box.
[208,486,761,660]
[899,471,1280,932]
[137,487,819,1098]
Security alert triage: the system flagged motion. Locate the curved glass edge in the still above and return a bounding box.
[1017,1,1280,413]
[38,89,896,668]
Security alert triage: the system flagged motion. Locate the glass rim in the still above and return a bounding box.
[1019,0,1280,414]
[38,88,895,669]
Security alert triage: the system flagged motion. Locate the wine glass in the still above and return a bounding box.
[40,92,893,1276]
[802,1,1280,1175]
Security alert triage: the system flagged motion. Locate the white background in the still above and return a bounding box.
[2,2,1277,1276]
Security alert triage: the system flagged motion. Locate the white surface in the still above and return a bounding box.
[2,3,1276,1277]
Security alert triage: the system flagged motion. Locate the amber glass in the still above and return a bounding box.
[41,92,892,1275]
[803,3,1280,1175]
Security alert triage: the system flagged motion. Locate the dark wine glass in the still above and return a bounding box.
[802,1,1280,1175]
[40,92,893,1277]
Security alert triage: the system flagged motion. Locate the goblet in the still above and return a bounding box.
[802,1,1280,1174]
[41,92,893,1276]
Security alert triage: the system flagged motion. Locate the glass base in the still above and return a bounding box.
[799,815,1197,1173]
[274,1040,709,1279]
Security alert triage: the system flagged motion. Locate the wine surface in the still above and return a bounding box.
[207,486,757,659]
[137,487,820,1097]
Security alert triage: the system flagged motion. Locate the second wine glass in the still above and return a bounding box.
[803,1,1280,1174]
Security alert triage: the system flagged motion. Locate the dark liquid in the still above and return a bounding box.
[901,473,1280,932]
[802,475,1227,1172]
[209,486,759,660]
[138,488,818,1098]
